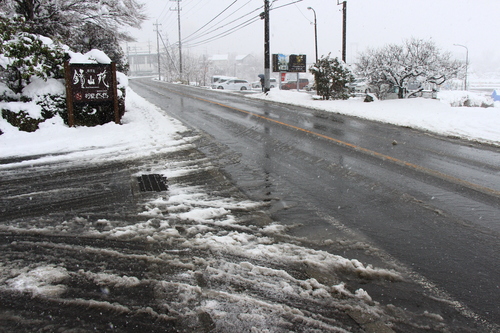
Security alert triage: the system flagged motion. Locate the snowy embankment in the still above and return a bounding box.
[249,89,500,146]
[0,89,191,166]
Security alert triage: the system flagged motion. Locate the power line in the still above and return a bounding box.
[157,1,172,24]
[158,34,178,73]
[270,0,304,11]
[183,16,260,48]
[182,1,259,44]
[182,3,262,45]
[171,0,304,50]
[182,0,239,42]
[182,0,207,19]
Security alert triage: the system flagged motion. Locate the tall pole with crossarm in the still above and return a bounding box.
[263,0,270,93]
[154,21,161,80]
[170,0,183,81]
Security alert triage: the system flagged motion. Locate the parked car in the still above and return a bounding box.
[216,79,251,91]
[304,83,316,91]
[347,78,370,93]
[211,76,236,89]
[280,78,309,90]
[252,78,278,89]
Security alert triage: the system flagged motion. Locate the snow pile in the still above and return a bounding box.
[249,89,500,146]
[22,77,66,99]
[0,77,65,127]
[0,82,17,100]
[438,90,494,107]
[4,265,68,297]
[0,88,190,165]
[68,49,112,64]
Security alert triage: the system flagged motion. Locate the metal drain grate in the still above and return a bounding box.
[137,174,168,192]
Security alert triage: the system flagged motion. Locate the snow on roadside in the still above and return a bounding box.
[249,90,500,146]
[0,87,449,331]
[0,88,192,167]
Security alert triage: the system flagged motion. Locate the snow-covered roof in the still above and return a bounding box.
[235,54,251,61]
[209,54,228,61]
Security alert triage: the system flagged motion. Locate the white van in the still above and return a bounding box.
[211,76,236,89]
[216,79,251,91]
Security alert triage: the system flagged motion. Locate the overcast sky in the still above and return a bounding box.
[126,0,498,74]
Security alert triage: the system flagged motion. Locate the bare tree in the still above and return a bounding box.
[357,38,462,99]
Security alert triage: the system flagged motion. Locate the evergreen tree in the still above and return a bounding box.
[0,14,66,94]
[69,23,129,73]
[309,54,354,100]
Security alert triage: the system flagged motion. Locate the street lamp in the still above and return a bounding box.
[454,44,468,91]
[307,7,318,63]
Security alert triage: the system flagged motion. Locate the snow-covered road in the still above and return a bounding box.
[0,88,495,332]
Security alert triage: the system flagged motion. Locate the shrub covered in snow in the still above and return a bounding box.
[0,15,69,132]
[310,54,354,100]
[0,14,128,132]
[0,16,66,94]
[438,90,494,108]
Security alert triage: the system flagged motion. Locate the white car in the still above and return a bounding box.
[211,76,236,89]
[347,78,370,93]
[251,78,278,89]
[216,79,251,91]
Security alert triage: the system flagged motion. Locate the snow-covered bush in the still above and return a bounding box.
[438,90,494,108]
[0,15,69,132]
[310,54,354,100]
[23,77,67,119]
[0,14,129,132]
[0,16,66,94]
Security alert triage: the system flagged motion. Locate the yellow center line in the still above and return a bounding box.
[167,87,500,198]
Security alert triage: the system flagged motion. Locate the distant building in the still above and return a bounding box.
[209,54,229,62]
[235,54,255,66]
[128,52,157,77]
[208,54,260,81]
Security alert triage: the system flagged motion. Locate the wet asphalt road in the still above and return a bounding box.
[130,78,500,329]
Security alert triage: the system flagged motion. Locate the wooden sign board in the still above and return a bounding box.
[64,62,120,126]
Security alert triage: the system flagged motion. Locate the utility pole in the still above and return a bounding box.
[154,21,161,80]
[262,0,270,93]
[337,0,347,62]
[170,0,182,82]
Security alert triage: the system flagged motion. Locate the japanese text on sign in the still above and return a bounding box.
[70,64,113,103]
